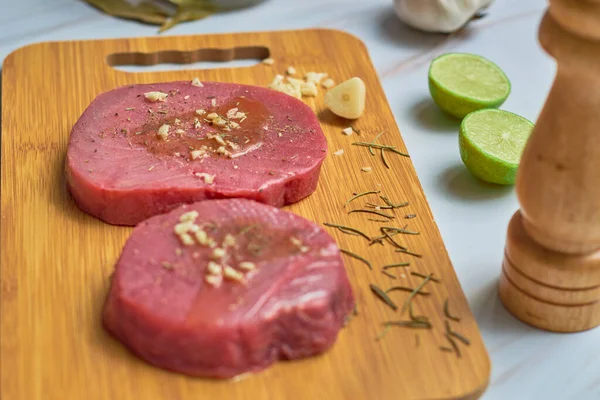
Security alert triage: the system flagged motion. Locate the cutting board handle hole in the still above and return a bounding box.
[106,46,270,72]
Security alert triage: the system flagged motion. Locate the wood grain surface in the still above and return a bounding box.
[1,29,490,400]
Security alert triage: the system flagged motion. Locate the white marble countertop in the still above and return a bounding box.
[2,0,599,399]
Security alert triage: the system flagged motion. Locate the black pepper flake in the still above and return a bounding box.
[207,96,216,99]
[114,113,119,116]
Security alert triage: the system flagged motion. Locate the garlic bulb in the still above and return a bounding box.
[393,0,494,33]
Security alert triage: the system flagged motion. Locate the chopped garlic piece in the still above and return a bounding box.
[361,167,372,172]
[342,127,353,136]
[270,74,285,87]
[194,118,201,129]
[300,246,310,253]
[196,109,206,116]
[286,66,296,75]
[239,261,256,271]
[179,233,195,246]
[188,224,200,233]
[334,149,344,156]
[290,237,302,247]
[223,266,244,282]
[213,135,226,145]
[190,150,204,160]
[191,77,204,87]
[287,77,304,89]
[157,124,170,140]
[300,81,318,97]
[174,220,194,235]
[321,78,335,89]
[233,111,246,120]
[206,112,218,120]
[144,91,168,102]
[205,274,221,287]
[175,129,185,136]
[179,211,199,222]
[216,146,229,156]
[211,248,225,259]
[272,83,302,99]
[211,98,217,107]
[223,234,237,247]
[226,108,238,119]
[184,95,190,100]
[278,132,283,137]
[207,261,222,275]
[174,118,181,125]
[305,72,328,84]
[195,172,215,184]
[213,117,228,128]
[262,58,275,65]
[195,230,209,245]
[229,121,240,130]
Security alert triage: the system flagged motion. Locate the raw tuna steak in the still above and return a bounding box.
[103,198,355,378]
[66,81,327,226]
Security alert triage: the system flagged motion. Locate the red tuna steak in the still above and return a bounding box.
[66,81,327,226]
[103,198,355,378]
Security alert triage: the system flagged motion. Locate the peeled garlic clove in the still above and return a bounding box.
[324,77,366,120]
[393,0,494,33]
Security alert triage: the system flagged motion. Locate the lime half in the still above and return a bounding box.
[459,109,534,185]
[429,53,511,119]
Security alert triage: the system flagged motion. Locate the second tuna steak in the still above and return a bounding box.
[103,199,355,378]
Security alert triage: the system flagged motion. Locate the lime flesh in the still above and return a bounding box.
[429,53,511,119]
[459,109,534,185]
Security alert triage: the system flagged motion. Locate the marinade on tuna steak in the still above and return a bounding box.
[66,81,327,226]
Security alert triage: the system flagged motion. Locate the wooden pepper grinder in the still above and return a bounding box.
[499,0,600,332]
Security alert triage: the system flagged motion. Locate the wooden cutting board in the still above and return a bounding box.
[1,29,490,400]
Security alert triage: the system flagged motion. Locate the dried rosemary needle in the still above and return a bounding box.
[370,284,398,311]
[340,249,373,270]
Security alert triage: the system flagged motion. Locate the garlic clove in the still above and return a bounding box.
[324,77,366,120]
[393,0,494,33]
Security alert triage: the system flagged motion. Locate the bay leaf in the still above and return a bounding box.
[159,0,216,33]
[84,0,168,25]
